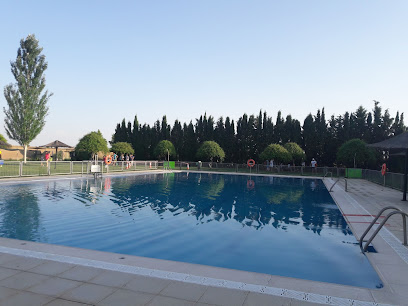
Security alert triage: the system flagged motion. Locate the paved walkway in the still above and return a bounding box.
[0,251,316,306]
[337,178,408,243]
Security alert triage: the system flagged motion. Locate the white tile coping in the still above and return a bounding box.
[0,244,391,306]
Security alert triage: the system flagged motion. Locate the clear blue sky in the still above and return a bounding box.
[1,1,407,147]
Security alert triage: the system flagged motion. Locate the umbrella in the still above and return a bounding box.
[368,132,408,201]
[40,140,72,161]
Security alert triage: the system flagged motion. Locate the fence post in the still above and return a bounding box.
[19,162,22,177]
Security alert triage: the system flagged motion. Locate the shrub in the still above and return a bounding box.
[336,139,376,168]
[111,142,134,156]
[75,130,108,160]
[284,142,305,165]
[154,140,176,160]
[196,141,225,162]
[260,144,292,164]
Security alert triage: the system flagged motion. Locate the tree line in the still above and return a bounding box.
[111,101,406,166]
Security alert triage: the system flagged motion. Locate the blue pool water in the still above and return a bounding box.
[0,173,382,288]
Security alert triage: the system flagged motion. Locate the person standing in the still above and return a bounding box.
[311,158,317,173]
[113,152,118,166]
[125,154,130,169]
[45,151,50,167]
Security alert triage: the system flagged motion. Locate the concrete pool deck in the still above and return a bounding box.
[0,171,407,305]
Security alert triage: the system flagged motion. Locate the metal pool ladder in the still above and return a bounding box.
[359,206,408,253]
[329,177,347,192]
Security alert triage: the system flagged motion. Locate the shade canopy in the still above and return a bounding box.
[367,132,408,150]
[367,132,408,201]
[40,140,72,162]
[41,140,72,148]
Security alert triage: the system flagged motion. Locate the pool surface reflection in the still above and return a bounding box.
[0,173,382,288]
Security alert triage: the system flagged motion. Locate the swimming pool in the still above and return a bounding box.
[0,172,382,288]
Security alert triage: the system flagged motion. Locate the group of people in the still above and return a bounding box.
[104,153,135,169]
[263,158,318,171]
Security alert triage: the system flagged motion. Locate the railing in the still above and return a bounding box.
[0,160,159,178]
[324,171,333,179]
[362,169,404,191]
[174,162,346,178]
[329,177,348,192]
[359,206,408,253]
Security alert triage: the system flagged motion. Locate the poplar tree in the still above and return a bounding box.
[3,34,52,162]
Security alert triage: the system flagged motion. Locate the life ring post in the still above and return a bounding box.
[381,163,387,176]
[247,159,255,174]
[105,155,112,165]
[381,163,387,187]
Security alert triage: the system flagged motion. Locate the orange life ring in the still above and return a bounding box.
[381,163,386,176]
[247,179,255,189]
[247,159,255,168]
[105,155,112,165]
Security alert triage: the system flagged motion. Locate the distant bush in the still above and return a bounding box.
[75,130,109,160]
[336,139,376,168]
[111,142,134,156]
[284,142,305,165]
[260,144,291,164]
[196,141,225,162]
[154,140,176,160]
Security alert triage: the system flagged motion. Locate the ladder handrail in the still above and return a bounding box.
[324,171,332,179]
[329,177,347,192]
[360,206,407,252]
[359,206,401,252]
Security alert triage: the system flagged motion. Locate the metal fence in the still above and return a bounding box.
[3,159,402,192]
[362,169,404,191]
[0,160,159,178]
[173,161,346,178]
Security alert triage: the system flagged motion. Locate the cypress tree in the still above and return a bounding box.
[353,106,367,139]
[170,120,183,160]
[302,114,315,161]
[182,121,197,161]
[214,117,226,149]
[372,101,383,142]
[381,109,394,139]
[132,115,141,159]
[224,117,236,162]
[161,115,170,140]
